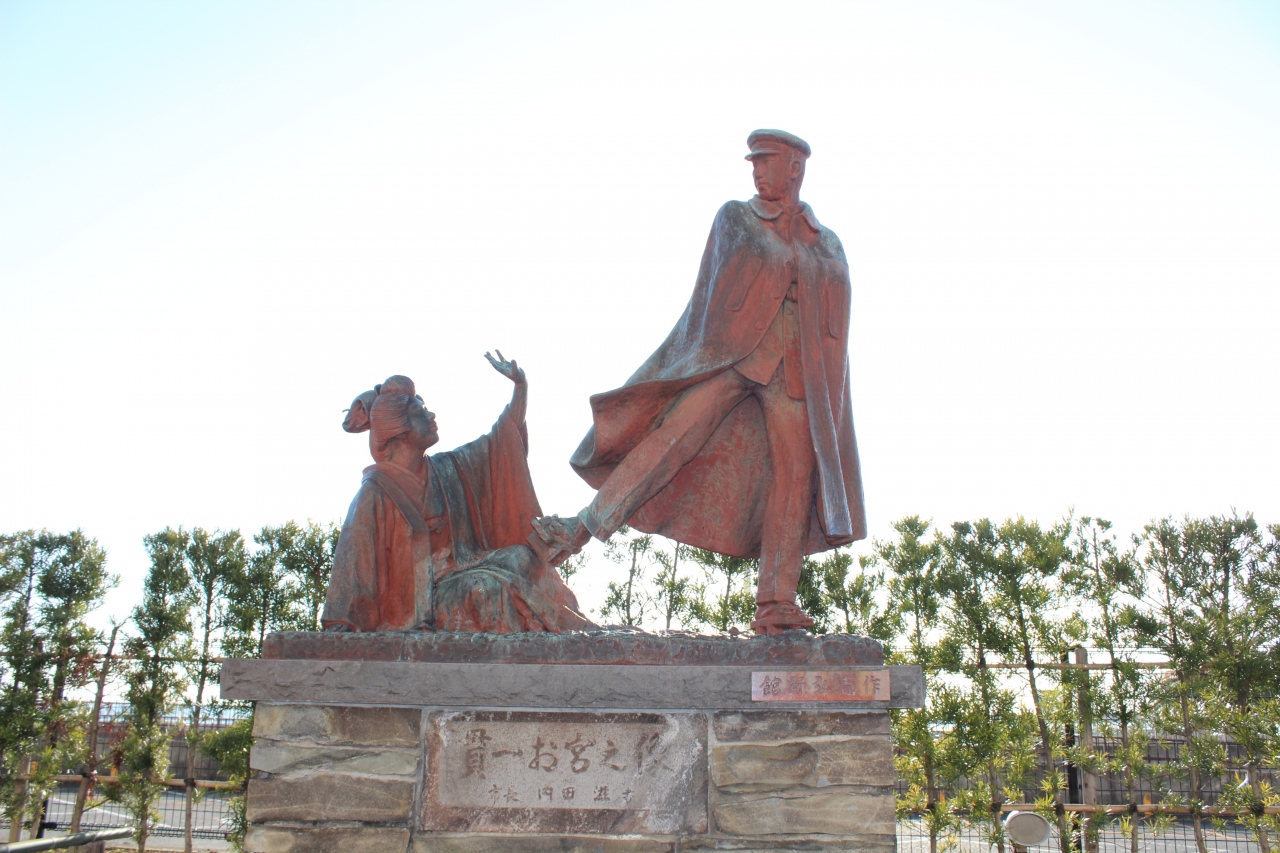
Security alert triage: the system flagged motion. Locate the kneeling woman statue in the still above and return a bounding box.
[321,352,594,634]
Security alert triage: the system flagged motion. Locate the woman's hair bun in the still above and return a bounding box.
[343,375,417,435]
[379,375,416,397]
[342,389,377,433]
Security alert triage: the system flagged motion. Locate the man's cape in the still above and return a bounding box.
[570,198,867,558]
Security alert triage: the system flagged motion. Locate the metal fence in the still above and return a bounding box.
[93,703,245,783]
[19,704,246,840]
[895,734,1277,809]
[897,818,1266,853]
[39,783,236,841]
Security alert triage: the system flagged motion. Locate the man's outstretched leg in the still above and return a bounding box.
[579,369,752,542]
[751,371,817,634]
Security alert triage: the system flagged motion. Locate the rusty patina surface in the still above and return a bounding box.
[319,356,593,635]
[262,630,884,667]
[569,130,867,635]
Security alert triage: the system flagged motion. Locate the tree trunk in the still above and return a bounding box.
[186,601,214,853]
[1250,760,1272,853]
[977,648,1005,853]
[1019,623,1069,853]
[627,548,638,626]
[8,755,31,841]
[988,758,1006,853]
[71,627,118,851]
[1028,668,1071,853]
[1075,647,1098,853]
[664,545,681,632]
[1121,717,1138,853]
[183,722,197,853]
[1178,687,1209,853]
[924,743,939,853]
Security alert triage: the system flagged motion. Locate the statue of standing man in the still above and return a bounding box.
[566,130,866,635]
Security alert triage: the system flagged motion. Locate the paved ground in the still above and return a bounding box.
[103,841,231,852]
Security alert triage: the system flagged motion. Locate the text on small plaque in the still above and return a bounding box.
[751,669,891,702]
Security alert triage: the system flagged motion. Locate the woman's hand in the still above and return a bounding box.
[484,350,526,385]
[532,514,591,568]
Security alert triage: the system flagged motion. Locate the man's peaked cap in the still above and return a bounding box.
[745,128,811,159]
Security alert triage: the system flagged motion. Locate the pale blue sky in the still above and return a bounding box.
[2,1,1278,626]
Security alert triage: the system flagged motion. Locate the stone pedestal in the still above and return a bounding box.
[221,632,923,853]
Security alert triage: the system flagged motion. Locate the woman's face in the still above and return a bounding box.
[406,398,439,451]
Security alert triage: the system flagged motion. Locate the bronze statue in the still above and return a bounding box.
[568,129,867,635]
[321,353,594,634]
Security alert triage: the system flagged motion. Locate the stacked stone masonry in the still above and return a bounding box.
[243,703,895,853]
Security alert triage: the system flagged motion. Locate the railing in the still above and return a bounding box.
[0,828,132,852]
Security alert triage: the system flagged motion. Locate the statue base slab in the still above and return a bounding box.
[223,632,921,853]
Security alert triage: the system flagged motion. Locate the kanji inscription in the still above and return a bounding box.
[751,669,891,702]
[423,710,708,834]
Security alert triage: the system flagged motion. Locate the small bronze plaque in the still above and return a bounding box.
[751,669,891,702]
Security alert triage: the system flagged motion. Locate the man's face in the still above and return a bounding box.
[752,152,799,201]
[406,398,439,451]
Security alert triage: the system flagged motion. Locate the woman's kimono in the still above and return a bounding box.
[320,405,592,633]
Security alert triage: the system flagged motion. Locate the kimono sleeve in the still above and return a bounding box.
[441,405,543,553]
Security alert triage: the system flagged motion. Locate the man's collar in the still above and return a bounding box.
[749,195,821,231]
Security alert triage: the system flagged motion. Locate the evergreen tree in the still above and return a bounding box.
[601,528,653,628]
[878,517,955,853]
[1066,517,1158,853]
[937,520,1030,853]
[810,548,894,639]
[109,527,193,853]
[986,517,1076,853]
[0,531,49,840]
[1136,517,1220,853]
[1190,516,1280,852]
[273,520,338,631]
[687,548,758,632]
[200,718,253,852]
[180,528,244,853]
[650,540,700,632]
[0,530,112,841]
[27,530,112,838]
[223,525,302,660]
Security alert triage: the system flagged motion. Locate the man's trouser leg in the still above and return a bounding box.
[752,369,816,632]
[581,370,751,540]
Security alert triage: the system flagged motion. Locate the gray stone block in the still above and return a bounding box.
[253,703,421,746]
[712,737,893,791]
[264,629,884,667]
[222,661,924,710]
[246,773,415,823]
[244,825,411,853]
[713,788,896,837]
[713,710,890,742]
[250,740,419,776]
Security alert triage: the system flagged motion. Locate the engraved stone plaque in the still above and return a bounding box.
[751,669,891,702]
[423,710,707,834]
